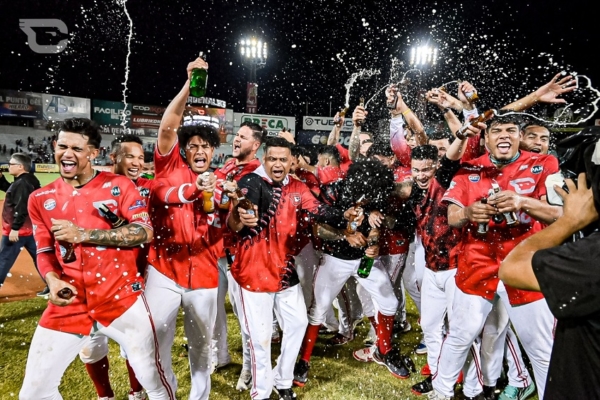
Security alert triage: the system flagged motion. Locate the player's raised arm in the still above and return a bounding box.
[157,57,208,155]
[501,72,576,112]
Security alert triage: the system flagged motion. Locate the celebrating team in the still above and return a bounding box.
[18,55,576,400]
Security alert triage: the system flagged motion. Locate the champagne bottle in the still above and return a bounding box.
[357,228,379,278]
[60,242,76,263]
[491,183,518,225]
[98,203,127,228]
[477,197,490,235]
[189,51,208,98]
[235,188,255,216]
[345,195,369,235]
[357,97,366,126]
[219,173,235,210]
[455,109,496,139]
[460,80,479,104]
[335,107,349,126]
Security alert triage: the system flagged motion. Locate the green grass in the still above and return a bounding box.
[0,173,60,200]
[0,296,430,400]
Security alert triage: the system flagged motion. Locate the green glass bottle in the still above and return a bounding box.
[357,255,375,278]
[189,51,208,98]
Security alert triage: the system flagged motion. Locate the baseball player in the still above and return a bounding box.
[429,115,563,400]
[143,57,226,399]
[228,137,353,400]
[78,134,152,400]
[20,118,173,400]
[212,121,264,390]
[294,160,415,386]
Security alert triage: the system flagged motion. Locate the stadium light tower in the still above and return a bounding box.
[240,37,267,114]
[409,45,439,66]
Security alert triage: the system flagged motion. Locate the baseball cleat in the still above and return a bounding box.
[292,360,310,387]
[411,376,433,395]
[372,348,413,379]
[236,369,252,391]
[499,382,536,400]
[352,345,375,362]
[273,387,297,400]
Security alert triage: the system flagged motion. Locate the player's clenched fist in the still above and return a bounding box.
[45,272,78,306]
[464,200,497,224]
[238,206,259,228]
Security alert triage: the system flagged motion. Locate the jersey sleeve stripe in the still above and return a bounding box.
[441,197,465,208]
[178,184,195,204]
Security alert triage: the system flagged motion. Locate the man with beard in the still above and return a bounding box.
[428,116,562,400]
[228,137,353,400]
[211,121,264,389]
[143,57,225,399]
[21,118,172,400]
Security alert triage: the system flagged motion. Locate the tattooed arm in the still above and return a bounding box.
[51,219,153,247]
[313,223,367,248]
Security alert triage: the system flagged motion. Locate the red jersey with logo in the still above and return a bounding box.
[28,172,151,335]
[442,151,559,305]
[410,157,462,272]
[149,141,225,289]
[335,143,352,173]
[380,164,413,256]
[230,166,344,293]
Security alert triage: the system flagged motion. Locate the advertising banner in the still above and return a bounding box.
[42,93,91,121]
[0,90,43,119]
[188,96,226,108]
[303,115,354,132]
[98,125,157,138]
[34,163,59,173]
[233,113,295,139]
[295,130,352,147]
[131,104,166,129]
[92,99,131,126]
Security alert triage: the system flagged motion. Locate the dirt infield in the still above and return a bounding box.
[0,200,46,303]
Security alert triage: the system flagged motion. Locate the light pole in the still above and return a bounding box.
[408,44,439,121]
[240,38,267,114]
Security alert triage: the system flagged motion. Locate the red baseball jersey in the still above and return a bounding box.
[230,166,344,293]
[335,143,352,173]
[380,164,413,256]
[28,172,151,335]
[149,141,225,290]
[442,151,559,305]
[389,117,411,167]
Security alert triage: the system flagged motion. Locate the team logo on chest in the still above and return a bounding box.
[468,174,481,183]
[509,177,536,194]
[138,187,150,198]
[531,165,543,174]
[290,193,302,206]
[111,186,121,197]
[43,199,56,210]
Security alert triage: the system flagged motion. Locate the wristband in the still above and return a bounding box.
[402,108,412,116]
[456,131,467,140]
[443,107,452,114]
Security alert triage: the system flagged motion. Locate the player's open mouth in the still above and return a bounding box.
[497,143,511,155]
[127,168,139,176]
[272,169,284,179]
[233,143,241,150]
[194,157,207,168]
[61,161,76,173]
[530,148,541,153]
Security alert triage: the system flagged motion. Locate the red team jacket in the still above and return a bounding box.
[149,141,226,290]
[442,151,559,305]
[28,172,151,335]
[230,166,344,293]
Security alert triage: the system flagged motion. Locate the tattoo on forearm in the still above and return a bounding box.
[88,224,149,247]
[317,225,343,241]
[349,127,361,159]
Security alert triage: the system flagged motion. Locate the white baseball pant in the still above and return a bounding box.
[296,243,339,331]
[359,253,408,322]
[432,282,554,398]
[421,267,483,397]
[403,235,425,313]
[20,295,174,400]
[144,265,218,400]
[480,288,532,388]
[211,256,231,368]
[232,283,308,399]
[334,277,364,338]
[228,270,252,372]
[309,254,398,326]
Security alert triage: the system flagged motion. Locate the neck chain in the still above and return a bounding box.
[489,151,521,167]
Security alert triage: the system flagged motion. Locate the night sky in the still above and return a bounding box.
[1,0,599,124]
